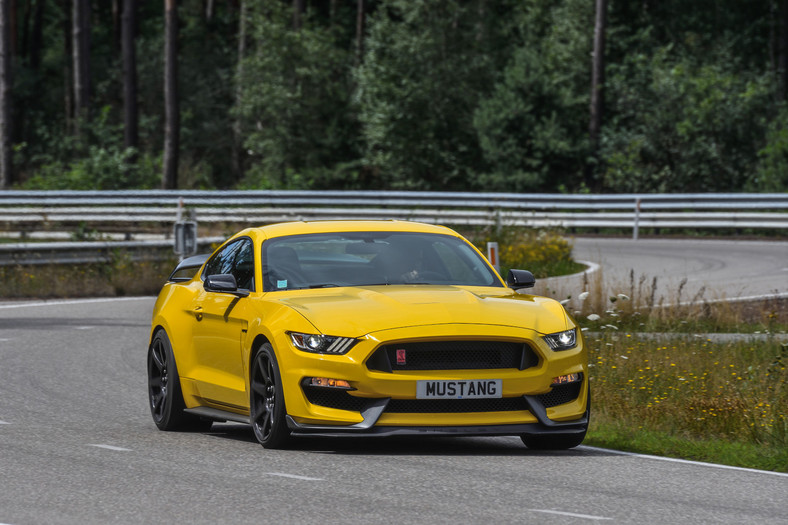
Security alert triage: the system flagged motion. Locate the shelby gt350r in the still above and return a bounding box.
[147,220,589,449]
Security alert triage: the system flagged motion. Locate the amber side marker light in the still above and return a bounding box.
[309,377,352,389]
[551,373,581,386]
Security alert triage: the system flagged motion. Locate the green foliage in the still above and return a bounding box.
[5,0,788,193]
[356,0,503,189]
[19,106,160,190]
[468,226,581,279]
[756,106,788,191]
[601,47,774,192]
[473,0,591,191]
[236,1,358,189]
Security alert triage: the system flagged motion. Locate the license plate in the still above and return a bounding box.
[416,379,502,399]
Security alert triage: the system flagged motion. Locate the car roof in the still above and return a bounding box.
[246,220,460,240]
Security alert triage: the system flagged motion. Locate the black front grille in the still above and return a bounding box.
[385,397,529,413]
[303,381,581,414]
[303,387,368,412]
[367,341,538,372]
[537,382,582,408]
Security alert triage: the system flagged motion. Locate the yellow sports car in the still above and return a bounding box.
[147,220,588,449]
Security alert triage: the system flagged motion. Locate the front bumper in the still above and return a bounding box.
[285,393,589,437]
[275,324,588,431]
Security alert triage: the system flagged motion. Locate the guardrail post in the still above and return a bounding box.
[487,242,500,273]
[633,197,641,240]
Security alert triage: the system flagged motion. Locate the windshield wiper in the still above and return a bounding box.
[308,283,340,289]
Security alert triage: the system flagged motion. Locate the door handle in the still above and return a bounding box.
[193,305,203,321]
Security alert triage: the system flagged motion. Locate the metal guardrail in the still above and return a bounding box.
[2,190,787,226]
[0,191,786,266]
[0,237,226,266]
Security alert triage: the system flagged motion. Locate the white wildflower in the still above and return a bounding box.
[587,313,601,321]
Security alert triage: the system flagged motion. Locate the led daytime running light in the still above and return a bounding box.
[289,332,357,354]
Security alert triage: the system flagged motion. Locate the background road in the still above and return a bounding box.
[1,296,786,524]
[535,237,788,305]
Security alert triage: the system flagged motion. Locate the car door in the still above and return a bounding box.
[189,238,255,410]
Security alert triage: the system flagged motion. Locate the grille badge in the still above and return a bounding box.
[396,349,407,365]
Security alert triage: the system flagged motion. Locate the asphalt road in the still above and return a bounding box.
[535,237,788,305]
[1,297,786,524]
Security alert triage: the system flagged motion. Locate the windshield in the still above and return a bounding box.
[262,231,501,291]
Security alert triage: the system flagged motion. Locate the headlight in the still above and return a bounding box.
[288,332,357,354]
[543,328,577,351]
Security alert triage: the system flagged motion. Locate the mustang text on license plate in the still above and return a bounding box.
[416,379,502,399]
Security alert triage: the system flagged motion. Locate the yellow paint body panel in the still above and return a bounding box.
[149,220,588,433]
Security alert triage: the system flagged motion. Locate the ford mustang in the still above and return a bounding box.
[147,220,588,449]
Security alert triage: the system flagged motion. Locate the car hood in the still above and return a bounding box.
[272,285,569,337]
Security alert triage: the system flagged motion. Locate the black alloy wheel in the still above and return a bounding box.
[147,330,212,432]
[250,344,290,448]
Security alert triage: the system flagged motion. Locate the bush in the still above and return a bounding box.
[467,226,582,279]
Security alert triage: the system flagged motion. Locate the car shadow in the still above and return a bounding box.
[203,423,616,458]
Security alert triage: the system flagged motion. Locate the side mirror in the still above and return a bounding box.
[204,274,249,297]
[506,269,535,290]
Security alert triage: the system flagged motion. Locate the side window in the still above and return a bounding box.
[233,240,255,291]
[203,238,255,291]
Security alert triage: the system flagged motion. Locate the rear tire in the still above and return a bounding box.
[250,344,291,449]
[147,329,212,432]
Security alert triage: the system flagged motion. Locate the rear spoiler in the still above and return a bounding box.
[168,253,210,282]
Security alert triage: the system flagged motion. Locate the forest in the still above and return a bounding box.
[0,0,787,193]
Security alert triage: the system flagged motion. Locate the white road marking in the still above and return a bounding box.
[0,296,152,310]
[74,326,95,330]
[528,509,612,520]
[0,420,9,425]
[578,445,788,478]
[88,444,132,452]
[265,472,323,481]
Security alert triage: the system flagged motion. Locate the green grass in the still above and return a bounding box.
[586,422,788,473]
[583,330,788,472]
[0,257,177,298]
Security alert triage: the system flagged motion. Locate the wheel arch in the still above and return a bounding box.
[249,334,274,369]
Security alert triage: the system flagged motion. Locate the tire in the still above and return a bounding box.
[147,329,212,432]
[521,390,590,450]
[250,343,291,449]
[520,430,586,450]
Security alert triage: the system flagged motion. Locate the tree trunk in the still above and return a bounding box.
[330,0,337,24]
[205,0,214,22]
[0,0,12,188]
[122,0,138,154]
[72,0,91,131]
[588,0,607,189]
[63,2,73,134]
[355,0,364,65]
[112,0,122,56]
[162,0,179,189]
[779,0,788,100]
[231,0,247,182]
[29,0,43,70]
[293,0,304,31]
